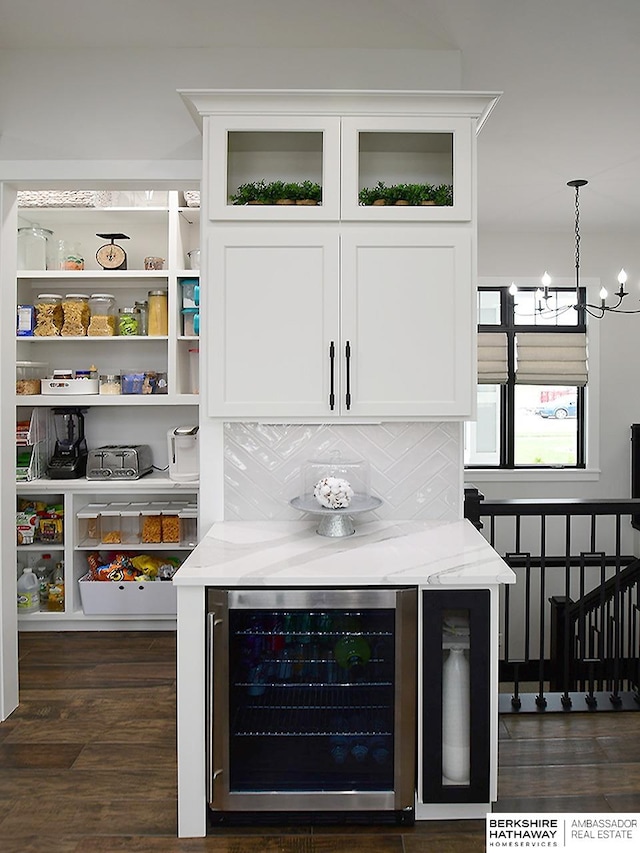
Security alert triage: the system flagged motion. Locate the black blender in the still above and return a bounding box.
[47,408,88,479]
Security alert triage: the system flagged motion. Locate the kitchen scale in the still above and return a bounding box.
[47,407,88,479]
[95,233,130,270]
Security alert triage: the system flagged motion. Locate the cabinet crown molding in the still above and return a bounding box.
[178,89,502,134]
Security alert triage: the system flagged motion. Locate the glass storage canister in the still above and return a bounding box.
[134,300,148,335]
[99,374,121,395]
[117,306,140,336]
[147,289,168,336]
[61,293,90,336]
[88,293,117,336]
[57,240,84,271]
[16,361,47,395]
[18,225,53,271]
[34,293,63,336]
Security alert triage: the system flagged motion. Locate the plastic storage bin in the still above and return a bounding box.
[182,308,199,336]
[140,509,162,544]
[188,348,199,394]
[180,279,200,308]
[77,504,106,546]
[16,361,47,395]
[100,509,122,545]
[179,505,198,547]
[120,508,141,545]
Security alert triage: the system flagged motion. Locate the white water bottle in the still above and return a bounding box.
[17,567,40,613]
[442,647,471,784]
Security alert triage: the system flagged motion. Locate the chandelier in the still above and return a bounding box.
[510,179,637,318]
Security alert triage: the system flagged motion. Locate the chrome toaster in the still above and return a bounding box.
[86,445,153,480]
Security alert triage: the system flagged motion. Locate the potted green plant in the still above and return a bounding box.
[358,181,388,206]
[432,184,453,206]
[296,180,322,205]
[229,180,270,205]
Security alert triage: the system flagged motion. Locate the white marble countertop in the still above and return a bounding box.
[172,518,515,587]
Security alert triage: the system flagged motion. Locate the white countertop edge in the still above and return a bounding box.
[173,518,516,588]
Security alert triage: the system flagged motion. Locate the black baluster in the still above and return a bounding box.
[585,658,598,708]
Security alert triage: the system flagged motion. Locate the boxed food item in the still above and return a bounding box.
[16,510,38,545]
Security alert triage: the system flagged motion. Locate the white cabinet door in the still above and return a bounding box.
[207,228,340,418]
[340,228,474,418]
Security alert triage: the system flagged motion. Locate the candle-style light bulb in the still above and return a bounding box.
[541,271,552,287]
[600,287,608,308]
[618,269,628,285]
[509,281,518,296]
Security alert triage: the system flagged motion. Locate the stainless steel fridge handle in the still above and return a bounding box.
[206,613,224,804]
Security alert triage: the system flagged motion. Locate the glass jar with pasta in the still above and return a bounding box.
[87,293,117,337]
[34,293,63,336]
[61,293,90,336]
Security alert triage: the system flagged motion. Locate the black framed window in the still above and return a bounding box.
[465,286,587,469]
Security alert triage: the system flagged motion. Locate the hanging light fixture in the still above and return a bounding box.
[511,179,638,318]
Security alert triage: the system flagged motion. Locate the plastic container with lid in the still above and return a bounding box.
[16,361,47,395]
[77,504,106,546]
[140,508,162,544]
[88,293,117,336]
[180,279,200,308]
[57,240,84,271]
[100,509,122,545]
[18,225,53,270]
[188,347,199,394]
[182,308,199,336]
[117,306,140,336]
[179,505,198,547]
[99,374,121,395]
[120,507,141,545]
[161,506,180,543]
[148,289,168,336]
[61,293,90,336]
[34,293,63,336]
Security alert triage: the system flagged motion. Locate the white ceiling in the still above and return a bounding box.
[2,0,640,235]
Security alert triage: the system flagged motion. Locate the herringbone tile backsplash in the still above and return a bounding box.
[224,422,461,521]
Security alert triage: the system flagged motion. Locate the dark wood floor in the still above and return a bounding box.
[1,632,639,853]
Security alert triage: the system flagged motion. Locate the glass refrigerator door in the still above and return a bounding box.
[227,606,396,793]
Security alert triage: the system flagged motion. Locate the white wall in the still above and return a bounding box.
[0,47,461,165]
[477,228,640,502]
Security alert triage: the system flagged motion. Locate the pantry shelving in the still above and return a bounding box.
[14,189,201,629]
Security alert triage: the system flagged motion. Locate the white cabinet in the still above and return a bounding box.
[207,227,472,419]
[183,90,499,223]
[341,228,473,418]
[180,89,500,422]
[207,228,339,418]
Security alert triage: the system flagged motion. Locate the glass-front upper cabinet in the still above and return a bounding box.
[340,116,473,221]
[207,114,341,220]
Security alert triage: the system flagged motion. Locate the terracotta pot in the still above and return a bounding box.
[420,200,436,206]
[394,199,410,206]
[296,199,319,206]
[275,198,296,205]
[372,199,387,206]
[248,200,266,205]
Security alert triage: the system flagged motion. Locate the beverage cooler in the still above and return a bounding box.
[206,587,417,822]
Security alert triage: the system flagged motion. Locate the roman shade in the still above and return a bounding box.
[477,332,508,384]
[515,332,587,386]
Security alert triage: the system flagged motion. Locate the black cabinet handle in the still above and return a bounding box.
[345,340,351,410]
[329,341,335,410]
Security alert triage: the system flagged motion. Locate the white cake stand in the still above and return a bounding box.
[290,494,382,537]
